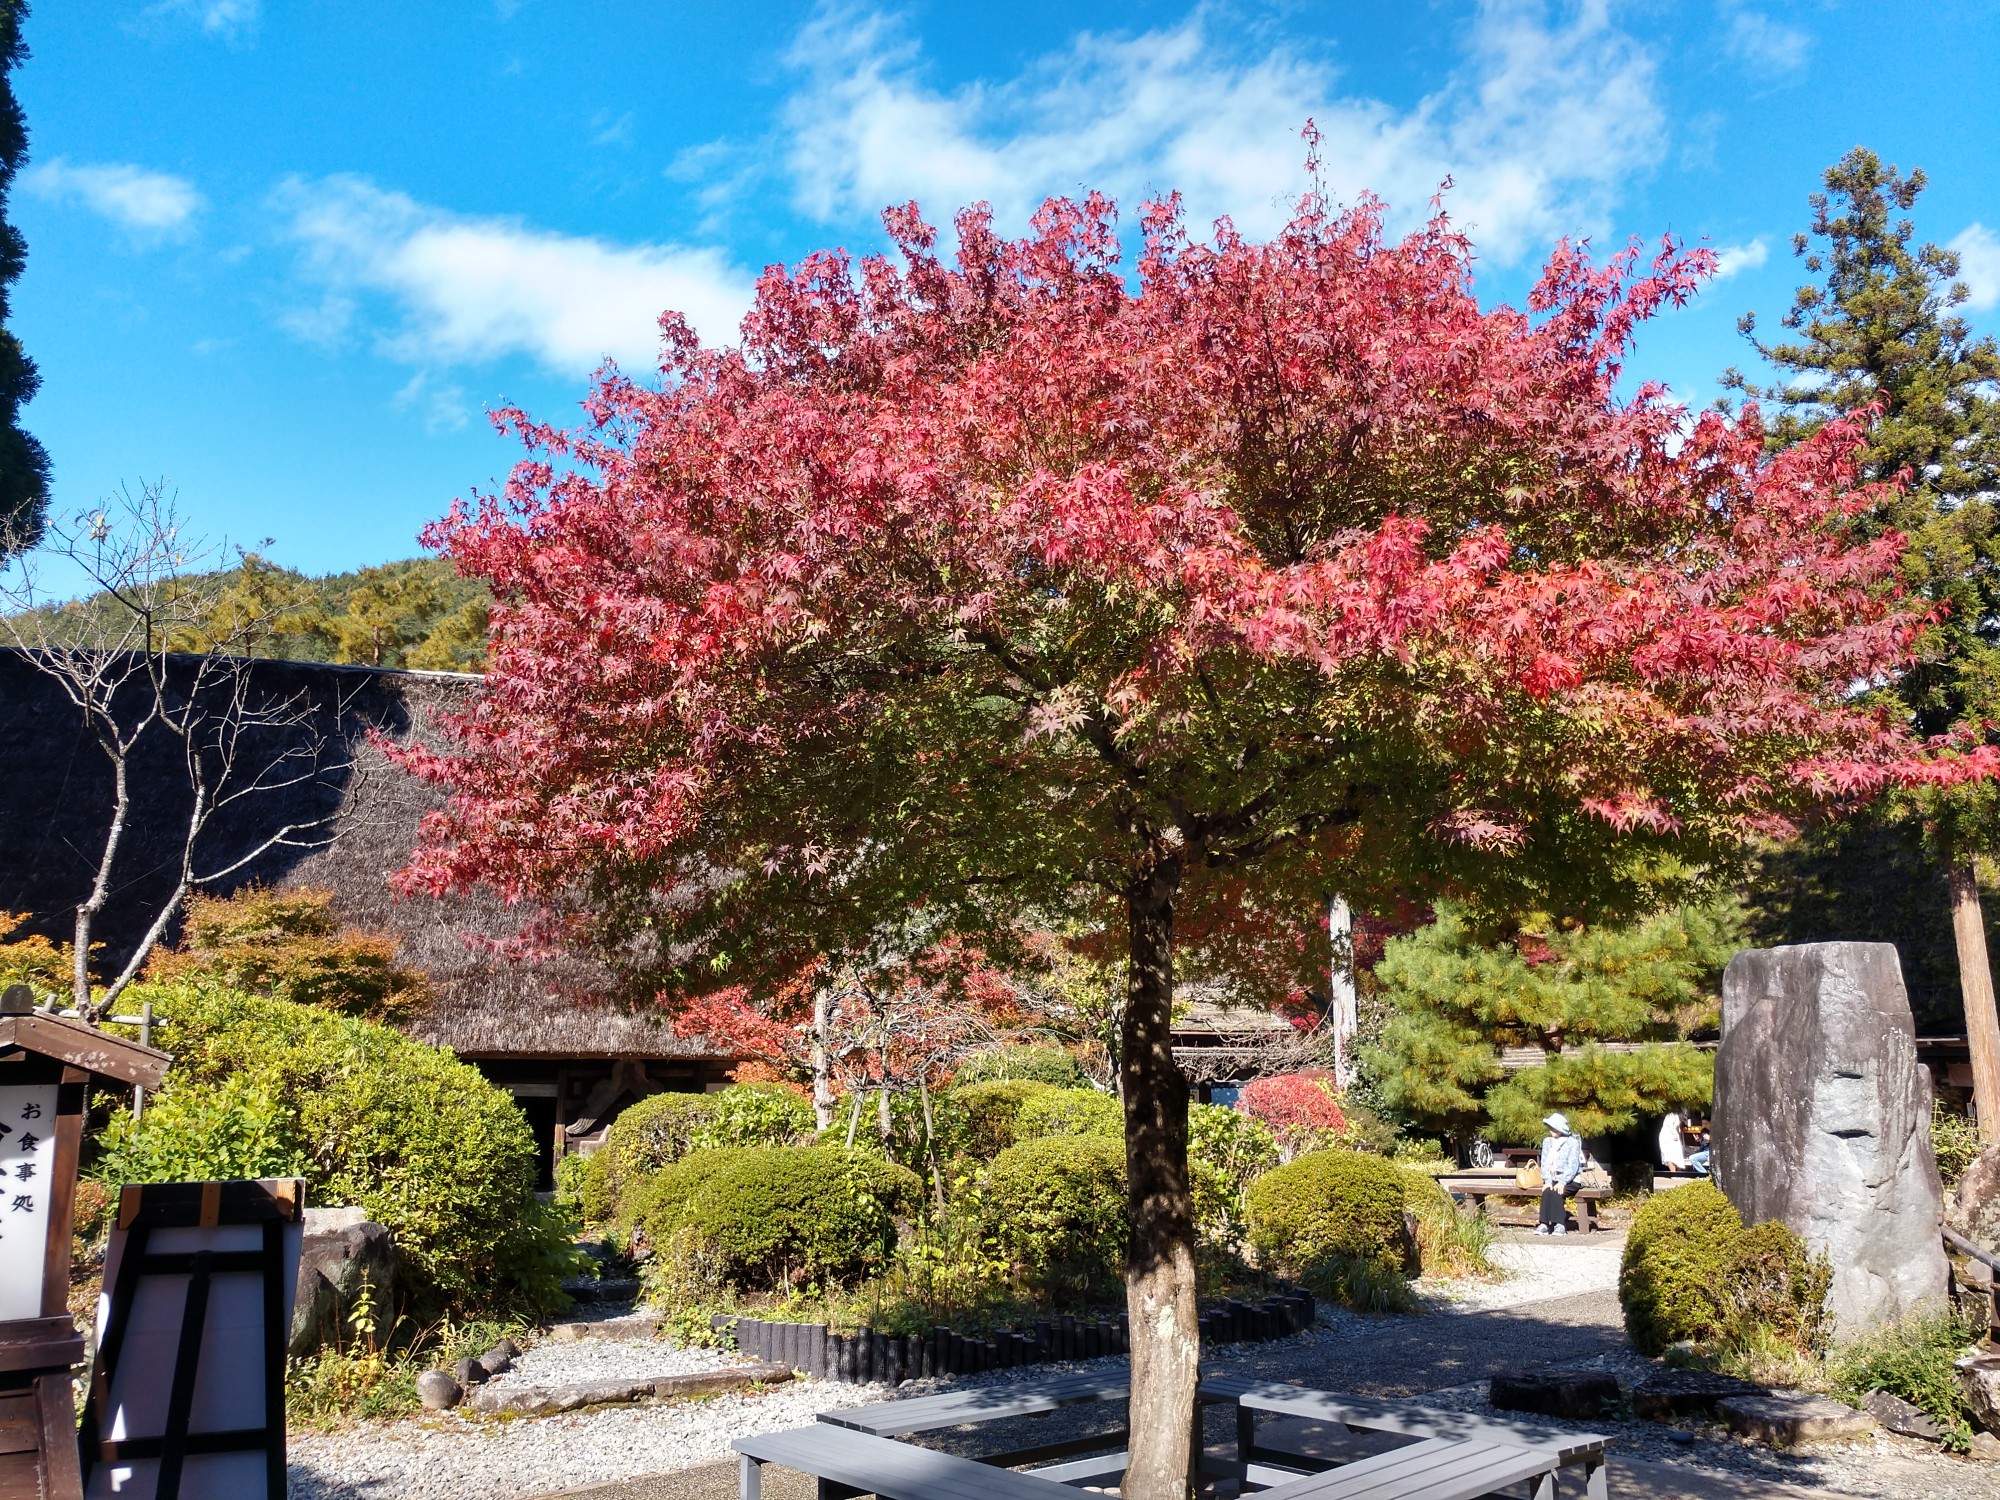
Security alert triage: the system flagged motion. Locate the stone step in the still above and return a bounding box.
[467,1360,793,1416]
[1716,1391,1875,1448]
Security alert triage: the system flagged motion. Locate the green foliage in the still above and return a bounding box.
[1620,1184,1830,1361]
[1931,1097,1983,1191]
[94,1073,302,1184]
[636,1145,921,1291]
[1366,900,1736,1141]
[0,910,71,994]
[1398,1166,1496,1279]
[1014,1087,1122,1141]
[947,1079,1059,1159]
[0,2,47,548]
[1830,1304,1985,1453]
[144,886,430,1023]
[103,982,576,1320]
[1188,1103,1279,1245]
[982,1134,1128,1303]
[954,1044,1086,1088]
[1298,1253,1418,1315]
[577,1084,815,1224]
[1245,1149,1414,1292]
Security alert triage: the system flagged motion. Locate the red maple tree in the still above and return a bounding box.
[395,160,1992,1492]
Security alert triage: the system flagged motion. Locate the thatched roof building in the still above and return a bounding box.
[0,648,736,1180]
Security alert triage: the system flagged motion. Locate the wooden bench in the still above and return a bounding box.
[733,1423,1082,1499]
[1200,1375,1609,1500]
[1436,1176,1610,1232]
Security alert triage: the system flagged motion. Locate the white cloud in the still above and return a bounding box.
[394,371,470,434]
[24,158,203,236]
[1720,2,1810,75]
[146,0,260,41]
[774,0,1665,264]
[1712,239,1768,280]
[274,175,755,376]
[1951,223,2000,312]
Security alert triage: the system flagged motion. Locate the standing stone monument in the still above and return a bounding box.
[1715,942,1948,1332]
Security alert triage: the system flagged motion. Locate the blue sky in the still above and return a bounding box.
[15,0,2000,576]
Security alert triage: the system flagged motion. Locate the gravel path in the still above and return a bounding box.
[288,1235,1998,1499]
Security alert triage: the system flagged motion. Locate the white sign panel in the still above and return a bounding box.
[0,1082,58,1319]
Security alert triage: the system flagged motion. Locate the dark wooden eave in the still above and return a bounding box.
[0,1012,171,1088]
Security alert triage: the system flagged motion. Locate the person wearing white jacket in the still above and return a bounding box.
[1537,1112,1584,1235]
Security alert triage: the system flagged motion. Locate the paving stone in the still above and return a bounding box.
[543,1313,661,1342]
[1488,1368,1621,1419]
[1862,1388,1943,1441]
[1631,1367,1765,1420]
[1717,1390,1875,1448]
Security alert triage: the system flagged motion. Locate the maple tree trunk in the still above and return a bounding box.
[1949,860,2000,1144]
[1120,855,1198,1500]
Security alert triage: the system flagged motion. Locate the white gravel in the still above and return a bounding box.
[481,1338,736,1390]
[288,1359,883,1500]
[1417,1230,1624,1311]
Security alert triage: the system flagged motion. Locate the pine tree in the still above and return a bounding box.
[1364,900,1741,1144]
[1726,147,2000,1137]
[0,1,47,548]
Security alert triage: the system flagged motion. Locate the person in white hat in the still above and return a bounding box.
[1537,1112,1584,1235]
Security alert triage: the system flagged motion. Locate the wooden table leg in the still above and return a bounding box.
[738,1453,761,1500]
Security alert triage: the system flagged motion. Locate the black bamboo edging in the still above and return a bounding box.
[715,1287,1315,1387]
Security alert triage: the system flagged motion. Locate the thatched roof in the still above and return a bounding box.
[0,648,726,1061]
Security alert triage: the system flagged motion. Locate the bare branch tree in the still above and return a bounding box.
[1,484,357,1019]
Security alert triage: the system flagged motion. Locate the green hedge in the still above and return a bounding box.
[1245,1148,1415,1281]
[947,1080,1059,1159]
[1619,1183,1828,1356]
[573,1084,815,1223]
[634,1145,922,1290]
[954,1045,1086,1088]
[983,1135,1128,1302]
[1015,1087,1122,1142]
[98,982,573,1319]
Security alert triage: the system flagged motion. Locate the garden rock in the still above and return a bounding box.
[1953,1143,2000,1251]
[477,1341,518,1377]
[543,1313,658,1342]
[1714,943,1949,1332]
[1957,1351,2000,1433]
[453,1357,488,1388]
[1974,1431,2000,1461]
[1489,1369,1621,1420]
[1862,1389,1943,1441]
[1630,1367,1765,1419]
[290,1211,397,1359]
[466,1361,792,1416]
[1717,1390,1875,1447]
[415,1369,462,1410]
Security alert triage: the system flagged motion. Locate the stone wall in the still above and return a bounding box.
[1715,942,1948,1332]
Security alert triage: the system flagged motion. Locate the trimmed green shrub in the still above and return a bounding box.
[636,1145,921,1290]
[578,1083,815,1223]
[948,1080,1059,1159]
[983,1135,1128,1301]
[1188,1103,1279,1243]
[1398,1165,1495,1279]
[955,1045,1086,1088]
[93,1073,301,1185]
[1016,1088,1122,1141]
[1720,1220,1831,1353]
[1619,1183,1741,1354]
[101,982,574,1320]
[1245,1148,1414,1284]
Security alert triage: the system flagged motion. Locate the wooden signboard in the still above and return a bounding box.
[79,1179,304,1500]
[0,988,169,1500]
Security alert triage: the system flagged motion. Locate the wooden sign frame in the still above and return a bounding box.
[78,1179,303,1500]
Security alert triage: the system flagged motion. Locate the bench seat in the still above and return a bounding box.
[733,1423,1087,1500]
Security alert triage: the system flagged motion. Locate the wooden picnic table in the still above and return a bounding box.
[1199,1374,1609,1500]
[816,1369,1134,1468]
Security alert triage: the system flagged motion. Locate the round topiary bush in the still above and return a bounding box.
[1015,1087,1122,1142]
[983,1135,1128,1301]
[577,1083,815,1223]
[636,1145,921,1290]
[1619,1182,1744,1354]
[954,1045,1086,1088]
[948,1079,1059,1159]
[100,982,573,1320]
[1245,1148,1414,1280]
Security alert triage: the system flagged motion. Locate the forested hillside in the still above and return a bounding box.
[6,555,489,671]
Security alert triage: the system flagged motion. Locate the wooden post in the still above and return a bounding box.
[1950,862,2000,1144]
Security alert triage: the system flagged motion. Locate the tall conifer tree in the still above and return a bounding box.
[0,0,46,547]
[1727,147,2000,1135]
